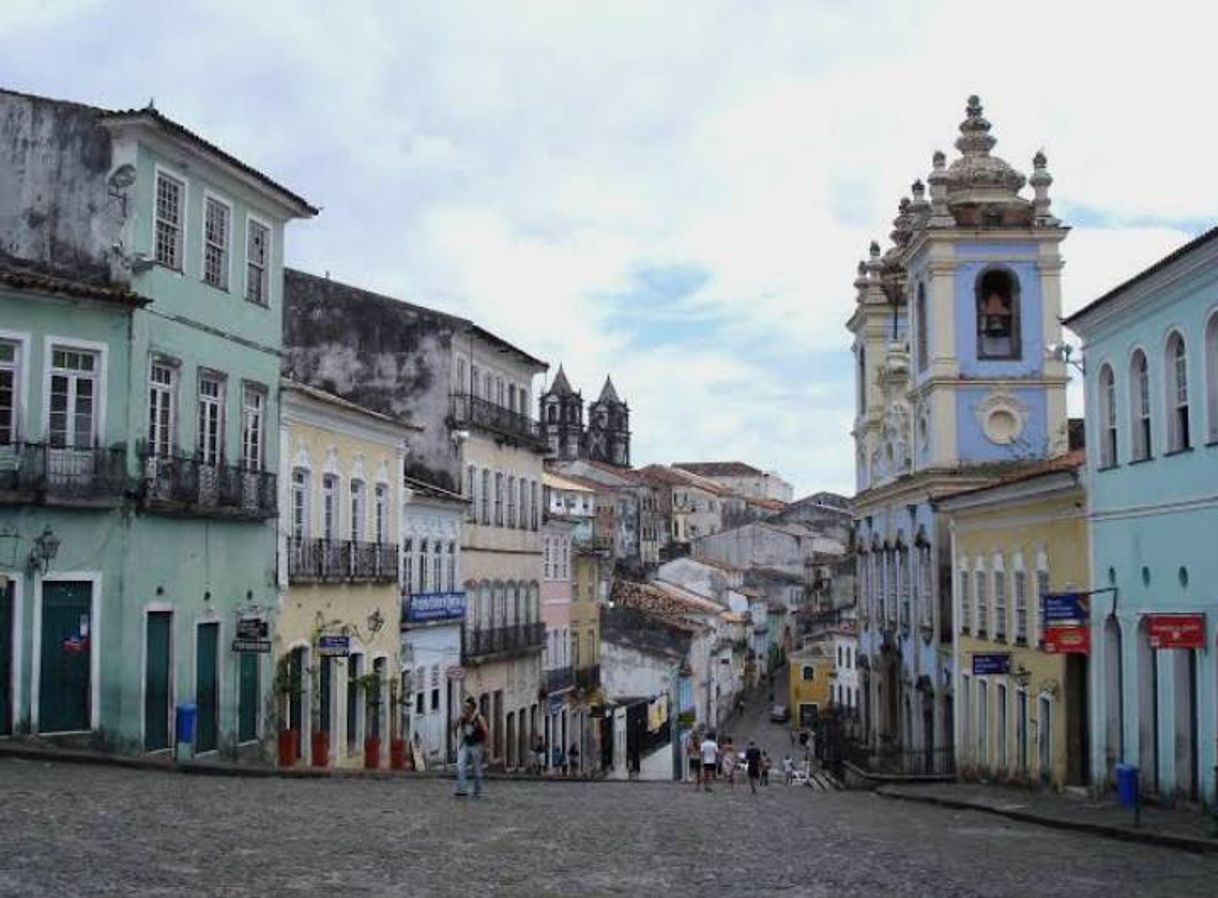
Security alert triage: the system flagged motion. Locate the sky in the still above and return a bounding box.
[3,0,1212,495]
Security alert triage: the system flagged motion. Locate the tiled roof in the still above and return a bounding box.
[744,496,786,511]
[610,580,716,631]
[403,476,468,504]
[673,461,764,478]
[0,259,148,307]
[937,450,1086,505]
[543,471,596,493]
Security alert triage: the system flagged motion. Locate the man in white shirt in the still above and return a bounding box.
[698,732,719,792]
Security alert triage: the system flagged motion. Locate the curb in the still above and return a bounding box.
[875,786,1218,855]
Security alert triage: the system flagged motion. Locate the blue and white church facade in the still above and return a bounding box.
[848,96,1070,763]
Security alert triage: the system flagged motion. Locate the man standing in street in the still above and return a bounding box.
[454,696,488,798]
[745,739,762,794]
[699,732,719,792]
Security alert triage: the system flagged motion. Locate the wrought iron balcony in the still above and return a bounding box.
[544,665,574,694]
[462,622,545,662]
[574,663,600,691]
[0,442,129,505]
[288,537,398,584]
[141,448,277,520]
[449,393,546,447]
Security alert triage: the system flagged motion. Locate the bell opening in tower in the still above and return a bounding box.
[975,268,1020,360]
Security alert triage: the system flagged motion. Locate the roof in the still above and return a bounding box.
[1064,224,1218,327]
[632,464,690,487]
[746,566,805,583]
[99,105,317,216]
[673,461,764,478]
[610,580,718,630]
[744,496,787,511]
[549,471,610,493]
[936,450,1085,507]
[673,555,742,575]
[666,466,735,496]
[545,365,576,397]
[595,375,622,405]
[0,258,149,307]
[403,475,467,505]
[543,471,596,493]
[466,322,549,373]
[281,378,421,429]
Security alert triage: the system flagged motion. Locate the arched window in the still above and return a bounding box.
[1130,350,1152,461]
[1097,364,1117,468]
[470,365,480,398]
[856,346,866,415]
[456,357,468,394]
[915,282,929,372]
[547,404,557,423]
[1205,313,1218,442]
[976,268,1020,360]
[1165,331,1190,451]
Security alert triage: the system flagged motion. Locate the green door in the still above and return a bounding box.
[238,652,259,743]
[0,581,12,735]
[196,623,219,753]
[39,581,92,732]
[319,656,332,735]
[144,611,172,751]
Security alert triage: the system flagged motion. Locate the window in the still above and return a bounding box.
[478,468,491,524]
[531,481,540,530]
[239,385,266,470]
[291,469,309,540]
[544,538,552,579]
[516,478,525,529]
[470,365,480,398]
[915,282,929,372]
[447,542,456,591]
[465,464,477,521]
[403,538,414,593]
[1166,331,1190,451]
[1013,567,1028,644]
[976,268,1020,359]
[0,340,18,443]
[246,218,270,306]
[802,665,814,682]
[919,545,933,627]
[494,472,504,526]
[197,372,224,465]
[975,566,988,637]
[1131,350,1152,461]
[49,347,99,448]
[147,361,176,458]
[350,480,365,542]
[154,171,184,270]
[856,346,866,416]
[374,484,388,544]
[1098,364,1117,467]
[1034,565,1050,646]
[203,196,230,289]
[1207,314,1218,442]
[959,568,972,633]
[457,358,468,394]
[433,544,442,591]
[899,548,910,628]
[561,539,569,580]
[322,474,338,540]
[507,475,516,528]
[993,558,1007,641]
[418,540,430,592]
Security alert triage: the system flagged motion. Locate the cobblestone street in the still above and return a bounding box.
[2,758,1216,897]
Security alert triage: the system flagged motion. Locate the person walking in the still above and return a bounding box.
[699,731,719,792]
[782,754,795,785]
[568,742,581,777]
[688,729,703,788]
[760,751,772,786]
[721,738,736,789]
[454,696,488,798]
[745,739,762,794]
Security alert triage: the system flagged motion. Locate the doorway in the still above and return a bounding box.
[288,646,306,758]
[144,611,172,751]
[38,580,92,733]
[1,580,13,735]
[1065,653,1090,785]
[319,656,333,747]
[1038,695,1052,784]
[196,623,219,753]
[1136,623,1158,792]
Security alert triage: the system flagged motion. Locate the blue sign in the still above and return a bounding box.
[972,653,1011,676]
[404,591,467,624]
[1042,592,1089,624]
[318,634,350,657]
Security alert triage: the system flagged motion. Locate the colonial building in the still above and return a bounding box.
[672,461,794,503]
[849,96,1069,769]
[1065,226,1218,804]
[276,382,408,768]
[0,90,315,755]
[539,370,631,468]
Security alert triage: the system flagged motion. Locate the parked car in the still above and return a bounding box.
[769,704,789,723]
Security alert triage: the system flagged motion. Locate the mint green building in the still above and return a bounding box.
[0,89,315,756]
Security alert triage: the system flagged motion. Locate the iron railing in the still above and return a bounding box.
[463,622,545,662]
[288,537,397,583]
[141,449,277,519]
[544,665,574,694]
[844,742,956,776]
[0,442,128,503]
[449,393,546,446]
[575,663,600,691]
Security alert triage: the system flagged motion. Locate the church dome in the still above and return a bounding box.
[945,96,1027,207]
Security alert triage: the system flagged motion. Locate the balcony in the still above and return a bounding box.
[462,622,545,663]
[288,537,398,584]
[449,393,546,448]
[141,449,277,520]
[0,442,129,506]
[544,665,574,694]
[574,663,600,691]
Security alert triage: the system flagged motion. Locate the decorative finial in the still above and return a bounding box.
[966,95,982,117]
[911,179,925,199]
[857,260,867,276]
[898,197,910,212]
[1033,149,1047,169]
[869,240,881,258]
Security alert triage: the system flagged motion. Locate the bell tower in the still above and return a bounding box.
[539,365,584,461]
[587,376,630,468]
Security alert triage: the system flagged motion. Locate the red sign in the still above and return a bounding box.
[1043,624,1090,654]
[1146,614,1206,650]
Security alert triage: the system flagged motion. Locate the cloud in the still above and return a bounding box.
[1,0,1212,496]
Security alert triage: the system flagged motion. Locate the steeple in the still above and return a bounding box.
[548,364,575,397]
[598,375,621,405]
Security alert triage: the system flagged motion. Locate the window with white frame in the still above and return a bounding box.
[494,472,504,526]
[147,361,176,458]
[49,347,99,448]
[322,474,338,540]
[350,479,365,542]
[1166,331,1190,451]
[531,481,540,530]
[1034,562,1050,646]
[403,538,414,593]
[920,544,933,627]
[1013,564,1028,644]
[561,538,569,580]
[290,469,309,540]
[992,556,1007,641]
[374,484,388,544]
[959,567,972,633]
[469,365,480,398]
[544,537,552,579]
[447,541,456,591]
[899,547,910,628]
[480,469,490,525]
[1098,363,1117,467]
[516,478,525,529]
[465,464,476,521]
[1131,350,1152,461]
[433,543,442,591]
[240,384,266,470]
[0,340,19,444]
[507,475,516,528]
[1207,314,1218,442]
[246,218,270,306]
[197,372,224,465]
[418,539,430,592]
[154,171,184,270]
[203,196,231,289]
[975,563,988,637]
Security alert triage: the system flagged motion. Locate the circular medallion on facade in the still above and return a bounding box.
[974,389,1027,446]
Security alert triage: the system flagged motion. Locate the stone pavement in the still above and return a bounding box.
[3,757,1217,897]
[878,781,1218,854]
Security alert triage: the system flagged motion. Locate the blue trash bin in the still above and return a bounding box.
[1115,763,1139,809]
[175,702,197,746]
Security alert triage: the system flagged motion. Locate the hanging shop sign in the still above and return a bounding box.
[1146,614,1205,650]
[404,591,467,624]
[318,634,351,657]
[1043,624,1090,654]
[232,637,270,654]
[971,652,1011,676]
[236,617,269,641]
[446,665,466,681]
[1041,592,1089,625]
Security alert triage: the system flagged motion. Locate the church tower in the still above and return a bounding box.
[587,376,630,467]
[539,365,585,461]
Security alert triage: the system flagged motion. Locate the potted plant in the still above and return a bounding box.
[357,671,384,769]
[274,655,301,767]
[388,679,409,770]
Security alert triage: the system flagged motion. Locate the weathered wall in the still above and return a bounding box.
[283,269,461,492]
[0,91,120,282]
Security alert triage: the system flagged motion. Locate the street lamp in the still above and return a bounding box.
[28,525,60,574]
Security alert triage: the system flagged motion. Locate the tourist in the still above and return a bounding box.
[454,696,488,798]
[688,729,703,788]
[532,734,546,775]
[782,755,795,785]
[745,740,762,794]
[699,731,719,792]
[761,751,772,786]
[721,738,736,789]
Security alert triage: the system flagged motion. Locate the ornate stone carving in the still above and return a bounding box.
[973,389,1029,446]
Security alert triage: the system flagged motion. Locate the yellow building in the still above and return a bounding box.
[788,641,834,731]
[275,381,413,768]
[940,452,1090,789]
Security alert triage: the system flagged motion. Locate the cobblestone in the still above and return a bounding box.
[1,757,1216,897]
